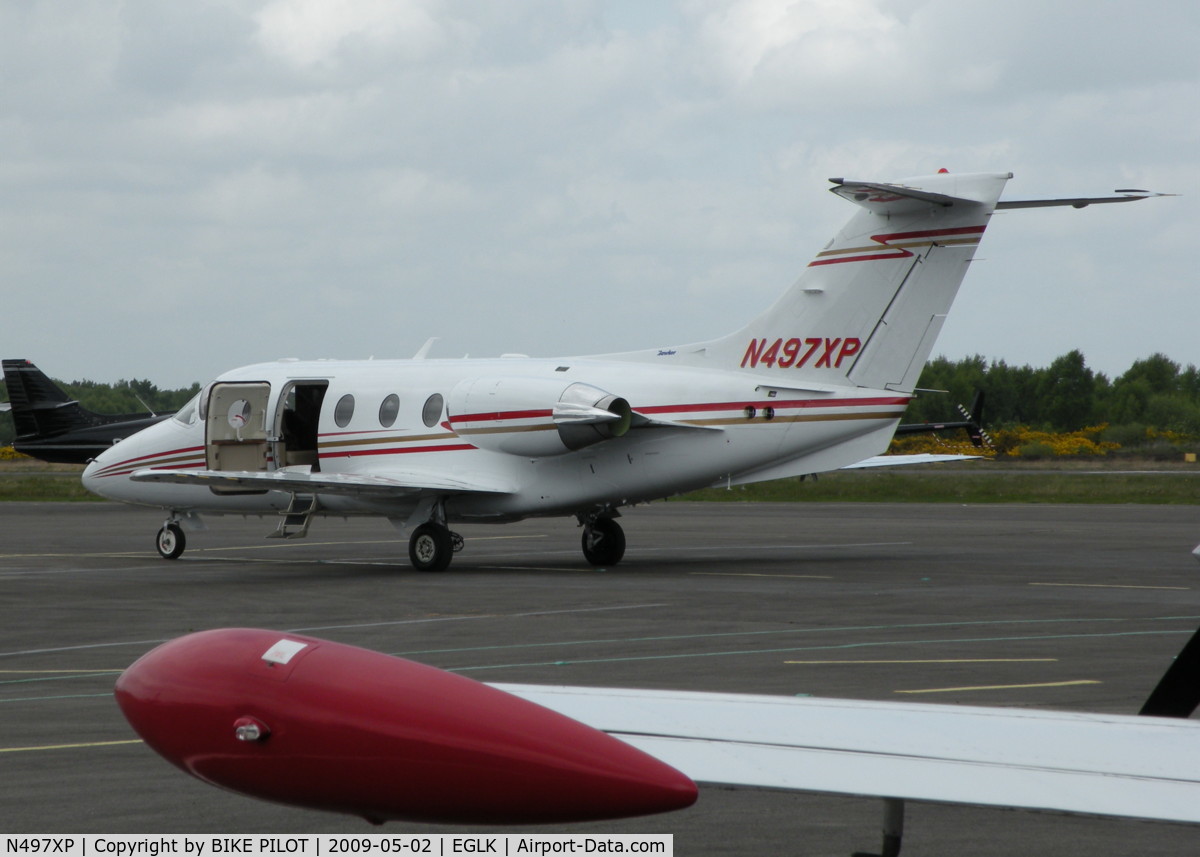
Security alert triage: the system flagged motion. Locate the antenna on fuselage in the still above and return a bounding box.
[413,338,440,360]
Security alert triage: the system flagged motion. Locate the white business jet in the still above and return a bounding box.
[81,171,1156,570]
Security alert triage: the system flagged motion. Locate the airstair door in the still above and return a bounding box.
[272,380,328,472]
[205,382,272,473]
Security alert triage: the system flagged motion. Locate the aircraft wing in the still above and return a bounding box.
[130,467,516,496]
[841,453,982,469]
[495,684,1200,825]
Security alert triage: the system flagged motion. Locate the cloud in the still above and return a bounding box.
[0,1,1196,386]
[254,0,448,70]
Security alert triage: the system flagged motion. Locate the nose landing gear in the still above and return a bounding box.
[156,521,186,560]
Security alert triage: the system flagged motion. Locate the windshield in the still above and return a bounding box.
[173,392,201,426]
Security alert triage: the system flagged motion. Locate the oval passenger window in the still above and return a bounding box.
[379,394,400,428]
[422,394,444,428]
[334,394,355,428]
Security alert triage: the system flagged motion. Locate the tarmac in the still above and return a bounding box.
[3,499,1200,855]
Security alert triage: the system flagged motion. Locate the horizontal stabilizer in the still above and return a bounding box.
[996,190,1173,209]
[131,467,515,497]
[828,176,1009,214]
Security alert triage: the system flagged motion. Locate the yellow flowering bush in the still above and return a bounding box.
[0,446,31,461]
[992,425,1118,457]
[889,425,1119,458]
[889,433,996,458]
[1146,426,1200,445]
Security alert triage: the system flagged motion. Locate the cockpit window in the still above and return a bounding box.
[197,382,215,422]
[173,393,201,426]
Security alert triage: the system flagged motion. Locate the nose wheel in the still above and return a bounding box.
[156,522,186,560]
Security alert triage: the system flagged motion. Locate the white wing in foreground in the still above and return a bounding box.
[496,684,1200,825]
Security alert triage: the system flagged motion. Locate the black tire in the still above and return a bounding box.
[156,523,186,560]
[409,523,454,572]
[581,518,625,567]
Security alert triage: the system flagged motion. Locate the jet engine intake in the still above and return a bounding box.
[449,378,632,457]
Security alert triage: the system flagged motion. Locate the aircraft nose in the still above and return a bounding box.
[81,449,122,499]
[81,456,107,497]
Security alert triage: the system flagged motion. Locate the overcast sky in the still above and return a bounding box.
[2,0,1197,389]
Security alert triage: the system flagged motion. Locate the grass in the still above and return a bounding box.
[0,473,99,502]
[682,465,1200,504]
[0,461,97,502]
[4,459,1200,505]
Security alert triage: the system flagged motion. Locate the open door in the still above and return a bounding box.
[205,382,272,473]
[273,380,328,472]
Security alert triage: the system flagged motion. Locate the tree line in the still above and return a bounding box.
[905,351,1200,449]
[3,352,1199,449]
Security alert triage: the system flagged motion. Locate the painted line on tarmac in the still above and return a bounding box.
[1031,582,1190,591]
[393,614,1200,658]
[0,534,547,562]
[0,604,667,659]
[0,554,153,561]
[182,534,546,554]
[784,658,1057,665]
[0,738,142,754]
[297,604,668,635]
[896,679,1101,695]
[0,670,122,687]
[8,613,1199,667]
[1,693,121,704]
[640,541,913,554]
[693,572,834,579]
[446,629,1194,673]
[0,669,123,674]
[476,566,604,573]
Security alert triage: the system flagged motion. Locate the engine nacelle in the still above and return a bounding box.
[448,378,632,457]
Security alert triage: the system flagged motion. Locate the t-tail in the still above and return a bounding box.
[1,359,168,464]
[706,171,1013,393]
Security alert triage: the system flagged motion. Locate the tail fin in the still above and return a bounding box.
[3,358,88,440]
[703,172,1012,393]
[960,389,989,448]
[2,359,163,463]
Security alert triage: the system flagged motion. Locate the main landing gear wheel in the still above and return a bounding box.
[581,518,625,567]
[156,523,186,560]
[409,522,456,572]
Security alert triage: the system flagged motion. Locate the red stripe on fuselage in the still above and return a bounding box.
[447,409,553,425]
[319,443,477,460]
[90,445,206,478]
[98,461,207,478]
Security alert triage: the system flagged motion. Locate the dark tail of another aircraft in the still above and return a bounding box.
[895,390,990,447]
[2,359,167,464]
